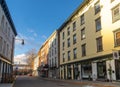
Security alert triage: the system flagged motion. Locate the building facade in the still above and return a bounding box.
[48,30,60,79]
[33,56,39,76]
[0,0,17,83]
[59,0,120,81]
[38,40,49,77]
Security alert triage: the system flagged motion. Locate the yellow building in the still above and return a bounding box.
[59,0,120,81]
[38,40,49,77]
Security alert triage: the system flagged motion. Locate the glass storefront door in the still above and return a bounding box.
[97,61,106,79]
[81,62,92,79]
[67,65,71,79]
[115,60,120,80]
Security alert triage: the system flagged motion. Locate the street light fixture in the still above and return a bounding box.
[15,38,25,45]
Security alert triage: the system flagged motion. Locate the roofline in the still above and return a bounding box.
[38,29,59,54]
[0,0,17,36]
[59,0,90,31]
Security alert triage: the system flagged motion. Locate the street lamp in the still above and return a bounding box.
[15,39,25,45]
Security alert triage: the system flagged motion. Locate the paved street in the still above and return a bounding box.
[14,76,97,87]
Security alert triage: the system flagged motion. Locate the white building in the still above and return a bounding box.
[48,30,60,78]
[0,0,17,83]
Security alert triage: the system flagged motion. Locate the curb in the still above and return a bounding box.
[42,78,119,87]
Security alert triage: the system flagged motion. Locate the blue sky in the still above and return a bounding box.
[6,0,83,56]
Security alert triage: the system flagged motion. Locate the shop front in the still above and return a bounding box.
[97,61,106,79]
[115,60,120,80]
[73,64,79,80]
[67,65,71,79]
[81,62,92,79]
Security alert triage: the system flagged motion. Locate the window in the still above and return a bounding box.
[1,16,4,30]
[67,27,70,36]
[112,4,120,22]
[73,48,77,59]
[80,14,85,25]
[63,53,65,62]
[54,38,56,45]
[94,1,100,14]
[73,34,76,44]
[73,21,76,31]
[6,44,9,57]
[67,38,70,47]
[95,17,101,31]
[96,37,103,52]
[0,37,2,52]
[62,32,65,39]
[81,28,85,40]
[114,30,120,46]
[68,51,71,61]
[52,49,53,56]
[3,41,6,55]
[81,44,86,56]
[62,42,65,50]
[55,57,56,66]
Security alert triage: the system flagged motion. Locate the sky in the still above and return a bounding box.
[6,0,83,63]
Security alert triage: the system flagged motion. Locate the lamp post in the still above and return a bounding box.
[15,39,25,45]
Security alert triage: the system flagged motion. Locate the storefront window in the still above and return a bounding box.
[97,61,106,78]
[81,62,92,79]
[67,65,71,79]
[73,64,79,80]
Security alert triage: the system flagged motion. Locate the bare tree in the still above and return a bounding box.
[26,48,37,71]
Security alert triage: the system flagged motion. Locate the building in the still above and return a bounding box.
[33,56,39,76]
[59,0,120,81]
[13,64,31,75]
[0,0,17,83]
[48,30,60,79]
[38,40,49,77]
[37,30,60,78]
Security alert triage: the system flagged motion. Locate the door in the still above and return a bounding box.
[97,61,106,79]
[115,60,120,80]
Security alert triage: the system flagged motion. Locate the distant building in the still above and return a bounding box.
[0,0,17,83]
[38,40,49,77]
[59,0,120,81]
[47,30,60,78]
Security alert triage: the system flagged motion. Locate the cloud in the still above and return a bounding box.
[42,35,47,39]
[14,54,27,64]
[27,28,38,37]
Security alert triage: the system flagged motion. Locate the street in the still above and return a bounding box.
[14,76,96,87]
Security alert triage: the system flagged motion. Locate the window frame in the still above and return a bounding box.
[67,38,70,47]
[73,34,77,44]
[63,53,65,62]
[68,51,71,61]
[96,37,103,52]
[94,1,101,14]
[112,4,120,23]
[73,21,76,31]
[73,48,77,59]
[81,27,86,40]
[81,44,86,57]
[95,17,102,32]
[80,14,85,25]
[114,29,120,47]
[67,27,70,36]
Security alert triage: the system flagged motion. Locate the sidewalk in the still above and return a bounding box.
[0,83,13,87]
[43,78,120,87]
